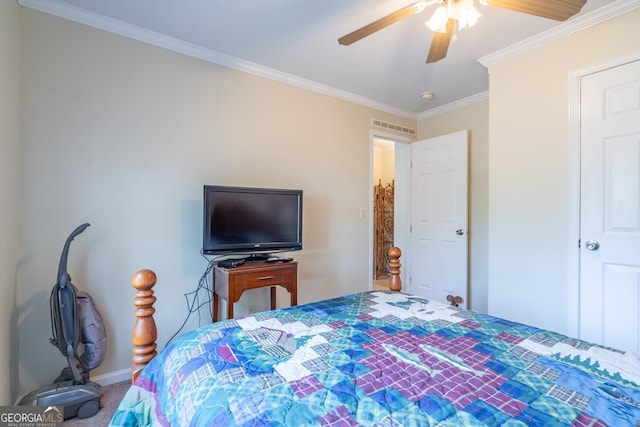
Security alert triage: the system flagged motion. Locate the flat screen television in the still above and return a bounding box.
[203,185,303,256]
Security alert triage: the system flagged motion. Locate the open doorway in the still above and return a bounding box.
[372,137,395,290]
[370,131,412,292]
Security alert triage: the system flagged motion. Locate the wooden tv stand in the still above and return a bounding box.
[213,261,297,321]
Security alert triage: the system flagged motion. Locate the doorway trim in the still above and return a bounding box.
[369,129,414,289]
[567,50,640,337]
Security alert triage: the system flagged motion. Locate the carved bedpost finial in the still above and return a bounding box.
[388,246,402,291]
[447,294,463,307]
[131,269,158,383]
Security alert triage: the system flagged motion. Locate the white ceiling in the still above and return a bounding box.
[21,0,630,117]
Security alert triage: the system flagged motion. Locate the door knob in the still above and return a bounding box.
[585,240,600,251]
[456,229,464,236]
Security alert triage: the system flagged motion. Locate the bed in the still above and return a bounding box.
[109,249,640,426]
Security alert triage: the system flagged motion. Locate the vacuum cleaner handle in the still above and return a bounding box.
[57,223,90,289]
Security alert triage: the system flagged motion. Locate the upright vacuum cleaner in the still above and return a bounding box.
[18,223,105,420]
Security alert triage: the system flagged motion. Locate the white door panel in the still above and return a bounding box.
[410,131,468,307]
[580,59,640,354]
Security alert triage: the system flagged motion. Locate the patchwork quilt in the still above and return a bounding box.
[109,291,640,426]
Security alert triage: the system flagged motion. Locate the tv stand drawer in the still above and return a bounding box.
[240,266,295,289]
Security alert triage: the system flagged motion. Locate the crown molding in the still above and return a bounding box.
[18,0,418,120]
[417,91,488,120]
[22,0,637,121]
[478,0,640,68]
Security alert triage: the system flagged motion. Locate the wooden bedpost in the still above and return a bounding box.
[131,269,158,383]
[388,246,402,291]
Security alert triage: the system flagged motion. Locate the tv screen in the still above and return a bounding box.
[203,185,303,255]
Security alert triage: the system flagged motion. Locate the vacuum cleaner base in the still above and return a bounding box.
[17,380,102,420]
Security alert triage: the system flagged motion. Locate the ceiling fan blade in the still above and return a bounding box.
[426,18,455,63]
[486,0,587,21]
[338,2,424,45]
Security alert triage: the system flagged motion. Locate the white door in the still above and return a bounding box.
[410,131,468,307]
[579,59,640,354]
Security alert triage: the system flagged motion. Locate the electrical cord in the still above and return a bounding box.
[164,250,292,347]
[164,250,222,347]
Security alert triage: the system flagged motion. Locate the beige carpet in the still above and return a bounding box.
[63,380,130,426]
[373,276,390,291]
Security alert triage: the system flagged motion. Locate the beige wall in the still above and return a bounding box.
[417,100,489,313]
[488,8,640,333]
[15,8,414,398]
[373,140,395,186]
[0,0,21,406]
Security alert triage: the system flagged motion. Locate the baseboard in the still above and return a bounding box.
[91,368,130,386]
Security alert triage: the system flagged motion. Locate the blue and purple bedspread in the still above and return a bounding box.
[109,291,640,426]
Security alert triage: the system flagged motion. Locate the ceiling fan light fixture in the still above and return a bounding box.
[427,0,482,33]
[426,5,449,33]
[455,0,481,30]
[340,0,586,64]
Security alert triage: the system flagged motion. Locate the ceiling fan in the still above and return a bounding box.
[338,0,587,63]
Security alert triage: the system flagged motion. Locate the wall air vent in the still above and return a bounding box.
[371,119,416,137]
